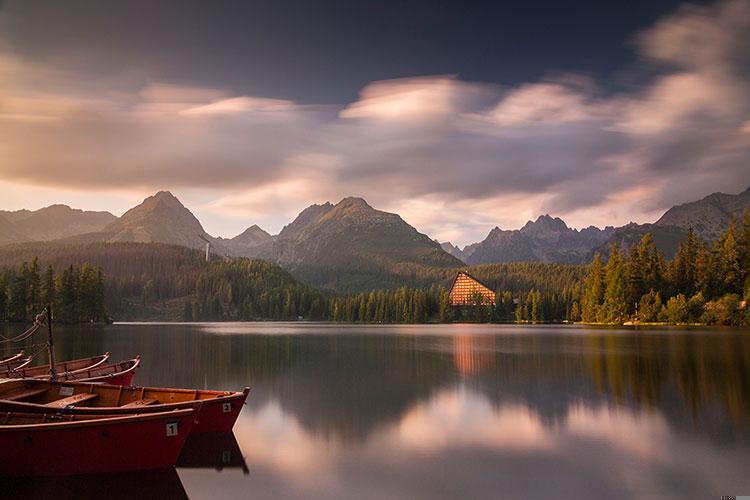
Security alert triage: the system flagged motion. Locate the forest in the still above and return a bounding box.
[0,258,106,324]
[581,211,750,326]
[0,211,747,325]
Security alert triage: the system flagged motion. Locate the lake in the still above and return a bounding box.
[3,323,750,499]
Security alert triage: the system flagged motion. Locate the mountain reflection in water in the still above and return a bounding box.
[3,323,749,499]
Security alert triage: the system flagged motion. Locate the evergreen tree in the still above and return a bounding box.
[0,274,7,321]
[581,254,604,322]
[41,265,56,309]
[601,243,627,324]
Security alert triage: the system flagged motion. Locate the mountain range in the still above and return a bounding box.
[441,187,750,264]
[0,205,116,245]
[0,186,748,289]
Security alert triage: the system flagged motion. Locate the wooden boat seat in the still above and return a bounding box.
[121,398,159,407]
[44,393,99,408]
[1,387,49,401]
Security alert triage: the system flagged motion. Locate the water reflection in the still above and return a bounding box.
[3,468,188,499]
[2,323,749,498]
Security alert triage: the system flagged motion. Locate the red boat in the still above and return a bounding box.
[2,353,110,380]
[0,405,199,476]
[0,380,249,433]
[51,357,141,386]
[0,351,25,366]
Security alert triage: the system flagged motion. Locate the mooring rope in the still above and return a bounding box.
[0,310,47,344]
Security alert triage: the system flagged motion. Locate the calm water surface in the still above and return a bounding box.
[3,323,750,499]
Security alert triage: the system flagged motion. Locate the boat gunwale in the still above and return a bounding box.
[0,405,198,432]
[60,356,140,382]
[25,353,111,379]
[0,382,249,412]
[0,352,24,366]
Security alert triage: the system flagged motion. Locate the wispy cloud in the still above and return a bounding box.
[0,0,748,244]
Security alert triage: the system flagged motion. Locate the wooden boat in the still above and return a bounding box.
[52,357,141,385]
[0,379,249,433]
[0,351,24,366]
[1,356,33,377]
[1,353,110,380]
[0,405,199,476]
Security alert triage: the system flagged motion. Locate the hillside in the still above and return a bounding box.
[243,197,463,290]
[0,205,115,244]
[656,187,750,240]
[98,191,216,250]
[0,214,28,245]
[590,223,688,259]
[464,215,613,265]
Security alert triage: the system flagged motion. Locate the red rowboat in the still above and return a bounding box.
[51,357,141,385]
[0,351,25,366]
[1,356,33,377]
[0,405,199,476]
[1,353,110,380]
[0,380,249,433]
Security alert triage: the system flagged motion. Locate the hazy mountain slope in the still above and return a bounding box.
[98,191,230,253]
[466,215,613,265]
[656,187,750,240]
[0,213,29,245]
[591,223,688,259]
[252,197,462,290]
[1,205,116,241]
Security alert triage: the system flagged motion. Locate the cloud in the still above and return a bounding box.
[0,0,749,244]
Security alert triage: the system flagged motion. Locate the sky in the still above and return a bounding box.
[0,0,748,246]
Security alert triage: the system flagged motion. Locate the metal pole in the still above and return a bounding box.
[46,304,57,381]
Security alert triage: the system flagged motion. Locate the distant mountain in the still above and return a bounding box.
[465,215,614,265]
[656,186,750,240]
[242,197,462,290]
[96,191,232,254]
[228,224,273,249]
[591,223,688,260]
[0,205,115,243]
[0,213,29,245]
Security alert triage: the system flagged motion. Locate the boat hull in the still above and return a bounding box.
[53,357,140,386]
[0,409,196,476]
[5,353,110,379]
[0,384,249,433]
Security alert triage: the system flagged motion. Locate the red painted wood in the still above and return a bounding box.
[0,387,249,433]
[0,408,198,476]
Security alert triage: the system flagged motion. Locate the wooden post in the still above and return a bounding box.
[46,304,57,381]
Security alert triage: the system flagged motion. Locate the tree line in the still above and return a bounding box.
[581,211,750,326]
[1,212,747,325]
[0,258,107,324]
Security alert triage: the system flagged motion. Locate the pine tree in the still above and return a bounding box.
[581,254,605,322]
[626,243,644,315]
[601,243,627,324]
[26,257,41,318]
[0,274,7,321]
[10,263,29,323]
[41,265,56,309]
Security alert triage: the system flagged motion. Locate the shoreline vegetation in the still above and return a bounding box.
[0,211,747,327]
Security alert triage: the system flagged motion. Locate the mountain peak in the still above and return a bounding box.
[522,214,569,232]
[336,197,372,210]
[231,224,273,248]
[656,186,750,240]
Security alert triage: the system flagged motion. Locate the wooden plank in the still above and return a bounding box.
[1,387,49,401]
[121,398,159,408]
[44,392,99,408]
